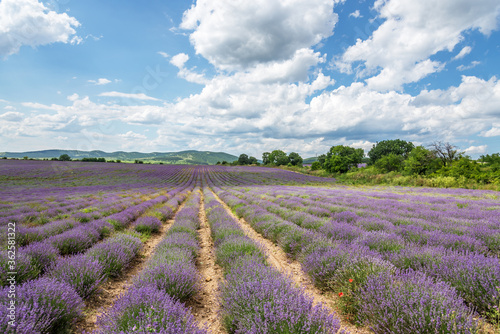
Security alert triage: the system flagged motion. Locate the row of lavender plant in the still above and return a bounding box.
[240,185,499,254]
[0,160,200,227]
[0,186,196,334]
[223,185,500,320]
[7,190,164,248]
[203,187,343,334]
[0,231,143,334]
[94,189,207,333]
[1,185,193,289]
[210,184,483,333]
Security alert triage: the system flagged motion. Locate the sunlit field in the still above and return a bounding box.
[1,160,499,333]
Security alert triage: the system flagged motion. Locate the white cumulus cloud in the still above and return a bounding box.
[464,145,488,155]
[337,0,500,91]
[88,78,112,85]
[180,0,339,70]
[0,0,80,57]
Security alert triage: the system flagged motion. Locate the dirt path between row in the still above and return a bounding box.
[210,189,370,334]
[185,190,226,334]
[75,199,188,333]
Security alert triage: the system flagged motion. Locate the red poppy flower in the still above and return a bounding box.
[349,279,353,283]
[338,292,344,297]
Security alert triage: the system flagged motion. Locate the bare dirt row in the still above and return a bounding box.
[186,190,226,334]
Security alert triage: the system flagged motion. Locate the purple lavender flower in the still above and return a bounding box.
[19,241,58,274]
[48,254,106,299]
[48,225,100,255]
[133,216,162,234]
[221,257,341,334]
[0,277,84,334]
[87,233,142,277]
[0,250,40,286]
[95,286,207,334]
[358,269,479,333]
[134,262,199,301]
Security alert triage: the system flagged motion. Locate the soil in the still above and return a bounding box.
[210,188,371,334]
[185,190,226,334]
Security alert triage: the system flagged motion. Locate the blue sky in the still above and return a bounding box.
[0,0,499,158]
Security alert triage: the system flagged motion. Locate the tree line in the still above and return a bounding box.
[310,139,500,185]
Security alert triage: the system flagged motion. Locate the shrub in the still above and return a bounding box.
[133,216,162,235]
[0,251,40,286]
[87,233,142,277]
[426,252,500,318]
[0,278,83,334]
[20,242,58,275]
[157,233,200,259]
[330,256,395,321]
[95,286,207,334]
[358,270,479,333]
[48,254,106,299]
[220,257,341,334]
[48,226,99,255]
[134,262,199,301]
[216,236,264,270]
[87,243,134,278]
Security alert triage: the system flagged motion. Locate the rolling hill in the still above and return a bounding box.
[0,150,238,165]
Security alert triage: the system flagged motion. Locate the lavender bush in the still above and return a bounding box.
[0,277,84,334]
[48,254,106,299]
[357,270,479,333]
[87,233,142,277]
[134,261,199,301]
[95,286,207,334]
[48,225,100,255]
[0,251,40,286]
[19,241,58,275]
[221,257,341,334]
[133,216,162,235]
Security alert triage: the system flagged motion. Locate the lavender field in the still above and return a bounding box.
[1,160,499,333]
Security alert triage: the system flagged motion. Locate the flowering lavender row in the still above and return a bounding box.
[3,186,183,252]
[25,188,193,303]
[210,185,483,332]
[0,230,144,332]
[230,185,499,254]
[94,190,207,333]
[221,185,500,319]
[203,187,343,334]
[0,160,202,230]
[0,188,191,291]
[134,190,202,301]
[0,277,84,334]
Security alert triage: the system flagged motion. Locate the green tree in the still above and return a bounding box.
[248,156,258,165]
[368,139,415,164]
[269,150,289,166]
[238,154,250,165]
[403,146,440,175]
[311,161,322,171]
[325,145,364,173]
[317,154,326,168]
[262,152,271,165]
[374,153,404,173]
[288,152,303,166]
[59,154,71,161]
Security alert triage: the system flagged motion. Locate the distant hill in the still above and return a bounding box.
[303,157,318,164]
[0,149,238,165]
